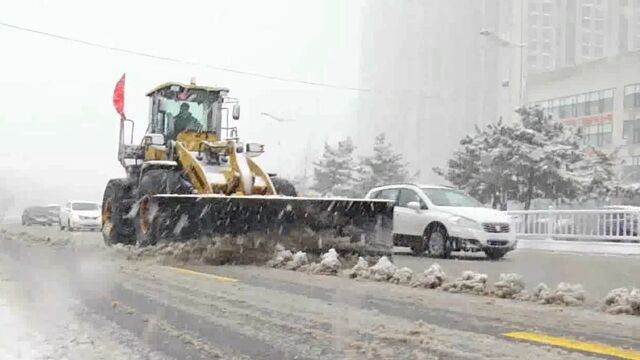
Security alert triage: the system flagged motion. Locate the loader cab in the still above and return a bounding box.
[146,82,229,146]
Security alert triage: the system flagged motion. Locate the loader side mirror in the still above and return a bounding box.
[232,104,240,120]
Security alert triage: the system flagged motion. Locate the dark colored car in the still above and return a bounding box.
[22,205,60,226]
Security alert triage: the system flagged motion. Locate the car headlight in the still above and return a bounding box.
[449,215,481,229]
[72,213,80,220]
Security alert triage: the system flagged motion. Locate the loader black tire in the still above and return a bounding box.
[270,177,297,196]
[134,169,194,247]
[102,178,136,246]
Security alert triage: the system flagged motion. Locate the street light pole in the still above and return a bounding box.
[479,26,526,121]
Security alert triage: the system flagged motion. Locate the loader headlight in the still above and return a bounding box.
[449,216,481,229]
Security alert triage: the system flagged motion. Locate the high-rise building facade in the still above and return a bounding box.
[356,0,517,181]
[525,0,640,74]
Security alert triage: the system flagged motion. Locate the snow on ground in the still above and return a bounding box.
[410,263,446,289]
[602,288,640,315]
[390,267,413,285]
[539,283,587,306]
[367,256,397,281]
[441,271,489,295]
[344,256,370,279]
[493,273,526,299]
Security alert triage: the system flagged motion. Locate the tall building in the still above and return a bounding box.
[525,0,640,74]
[356,0,517,181]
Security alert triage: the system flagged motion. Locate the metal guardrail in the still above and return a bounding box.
[507,209,640,242]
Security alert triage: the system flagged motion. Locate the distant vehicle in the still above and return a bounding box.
[365,184,517,260]
[22,205,60,226]
[59,201,101,231]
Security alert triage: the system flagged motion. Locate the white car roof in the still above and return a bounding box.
[369,184,451,191]
[69,200,100,204]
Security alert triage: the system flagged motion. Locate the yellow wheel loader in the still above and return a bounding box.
[101,81,393,256]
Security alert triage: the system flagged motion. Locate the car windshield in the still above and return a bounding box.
[71,202,99,211]
[421,188,482,207]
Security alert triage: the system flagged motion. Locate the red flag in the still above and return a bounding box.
[113,74,126,119]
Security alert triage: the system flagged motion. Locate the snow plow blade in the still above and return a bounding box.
[147,195,394,256]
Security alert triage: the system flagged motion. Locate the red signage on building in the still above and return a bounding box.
[560,112,613,126]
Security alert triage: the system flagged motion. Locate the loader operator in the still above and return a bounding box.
[171,102,202,139]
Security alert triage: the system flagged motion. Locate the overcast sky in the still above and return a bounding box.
[0,0,368,213]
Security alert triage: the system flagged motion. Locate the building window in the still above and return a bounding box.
[622,120,640,143]
[536,89,614,120]
[624,84,640,108]
[582,122,613,147]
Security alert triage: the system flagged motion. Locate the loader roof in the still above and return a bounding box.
[146,82,229,96]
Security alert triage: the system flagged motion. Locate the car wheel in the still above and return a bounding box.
[67,220,74,232]
[484,248,508,260]
[427,224,451,259]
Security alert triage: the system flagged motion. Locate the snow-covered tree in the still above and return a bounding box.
[357,133,412,194]
[574,147,623,202]
[434,106,621,209]
[312,137,359,197]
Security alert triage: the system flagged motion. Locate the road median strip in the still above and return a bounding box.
[165,266,239,282]
[504,331,640,360]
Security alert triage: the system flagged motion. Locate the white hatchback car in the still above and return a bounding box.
[59,201,102,231]
[365,184,516,259]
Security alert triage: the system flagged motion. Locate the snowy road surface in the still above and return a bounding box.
[0,223,639,359]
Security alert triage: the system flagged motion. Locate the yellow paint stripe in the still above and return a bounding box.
[165,266,239,282]
[504,332,640,360]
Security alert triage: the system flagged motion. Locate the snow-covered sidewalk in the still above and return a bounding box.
[517,238,640,256]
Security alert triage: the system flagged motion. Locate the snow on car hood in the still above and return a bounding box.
[438,206,510,223]
[72,210,100,217]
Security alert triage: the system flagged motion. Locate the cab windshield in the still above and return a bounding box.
[421,188,482,207]
[166,99,207,130]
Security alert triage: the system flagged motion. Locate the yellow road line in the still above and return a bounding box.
[504,332,640,360]
[164,266,239,282]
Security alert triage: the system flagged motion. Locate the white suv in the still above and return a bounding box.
[365,184,516,260]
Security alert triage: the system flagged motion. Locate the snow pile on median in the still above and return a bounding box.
[266,247,309,270]
[344,257,370,279]
[410,264,446,289]
[533,282,586,306]
[300,248,342,275]
[493,273,525,299]
[602,288,640,315]
[441,270,488,295]
[266,247,293,268]
[390,267,413,285]
[368,256,397,282]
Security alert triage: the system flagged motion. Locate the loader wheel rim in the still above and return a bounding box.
[429,231,445,255]
[139,197,151,235]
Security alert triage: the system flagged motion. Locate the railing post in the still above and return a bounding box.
[547,206,553,239]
